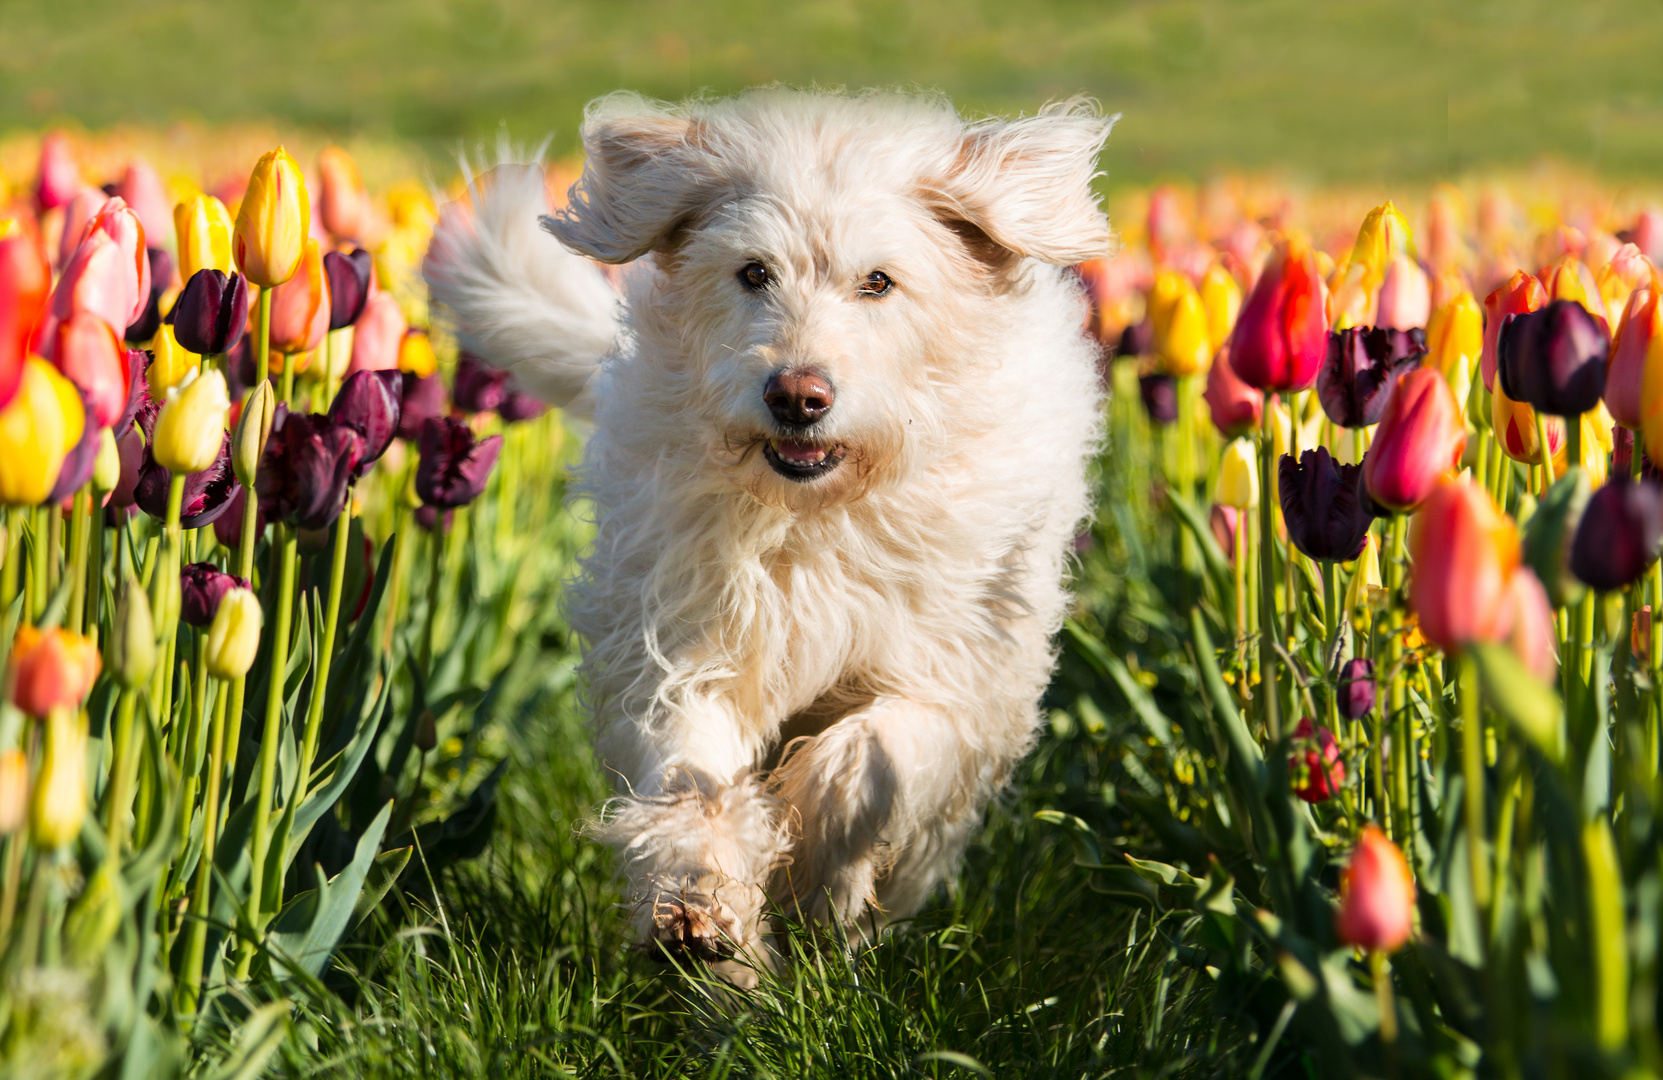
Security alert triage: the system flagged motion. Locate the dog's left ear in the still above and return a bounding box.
[926,100,1117,268]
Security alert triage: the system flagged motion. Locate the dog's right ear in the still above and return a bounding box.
[541,99,718,264]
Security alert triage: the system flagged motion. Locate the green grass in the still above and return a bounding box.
[3,0,1663,184]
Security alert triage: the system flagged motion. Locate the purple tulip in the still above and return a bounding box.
[44,390,101,505]
[324,248,373,330]
[453,353,509,413]
[398,372,446,440]
[416,417,500,508]
[180,562,246,627]
[1570,476,1663,591]
[1498,299,1608,418]
[1279,447,1374,562]
[213,484,252,551]
[173,269,250,357]
[1317,327,1426,428]
[414,504,454,532]
[498,389,548,422]
[1338,657,1376,720]
[134,434,237,528]
[256,405,365,531]
[1118,318,1153,359]
[1138,373,1178,425]
[124,248,174,345]
[328,369,403,477]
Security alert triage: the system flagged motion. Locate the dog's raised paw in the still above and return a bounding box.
[646,890,739,963]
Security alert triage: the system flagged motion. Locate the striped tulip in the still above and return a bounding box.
[233,147,311,288]
[174,194,235,282]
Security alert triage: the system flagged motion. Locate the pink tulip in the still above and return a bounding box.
[47,231,135,340]
[56,187,107,269]
[85,198,150,328]
[1227,236,1328,392]
[1363,368,1466,511]
[1626,207,1663,263]
[1203,344,1264,437]
[51,310,130,428]
[346,292,407,375]
[34,132,80,212]
[114,158,173,248]
[1375,254,1430,330]
[1335,826,1415,953]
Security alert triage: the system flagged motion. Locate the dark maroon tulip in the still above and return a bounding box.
[173,269,249,356]
[328,369,402,476]
[398,372,446,440]
[1279,447,1374,562]
[324,248,373,330]
[1138,373,1178,425]
[1338,657,1376,719]
[45,391,101,505]
[1317,327,1426,428]
[180,562,246,627]
[416,417,501,508]
[1570,476,1663,591]
[414,504,454,532]
[125,248,174,345]
[213,483,260,550]
[135,434,237,528]
[256,405,365,531]
[453,353,509,413]
[1498,299,1608,418]
[498,389,548,422]
[1118,318,1154,359]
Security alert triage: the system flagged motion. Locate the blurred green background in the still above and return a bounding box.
[1,0,1660,184]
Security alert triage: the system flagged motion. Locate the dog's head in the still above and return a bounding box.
[545,90,1114,509]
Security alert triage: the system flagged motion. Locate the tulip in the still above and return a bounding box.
[0,750,25,835]
[50,308,130,428]
[324,247,373,330]
[1498,300,1608,418]
[268,238,331,355]
[399,329,438,378]
[398,372,446,439]
[455,352,510,413]
[1148,270,1211,377]
[1346,533,1384,630]
[233,380,276,488]
[1228,236,1328,392]
[110,578,156,688]
[1118,319,1153,359]
[1138,373,1177,424]
[1289,717,1345,803]
[1409,478,1519,651]
[1375,254,1431,331]
[213,484,251,552]
[1425,292,1482,390]
[152,368,230,475]
[1503,568,1559,681]
[1210,504,1238,559]
[1568,476,1663,591]
[499,386,548,422]
[1482,270,1547,391]
[1539,255,1608,331]
[114,159,172,247]
[114,348,147,432]
[56,187,107,270]
[35,132,81,211]
[328,369,403,476]
[45,392,102,505]
[29,707,87,850]
[205,587,263,680]
[0,224,51,409]
[180,562,245,628]
[1146,185,1188,263]
[0,358,86,505]
[91,426,121,494]
[124,247,172,346]
[1280,447,1375,561]
[1200,262,1242,354]
[1363,368,1467,512]
[1215,438,1258,509]
[86,198,151,330]
[48,230,136,342]
[233,147,311,288]
[1492,379,1564,466]
[318,147,370,241]
[347,291,407,374]
[134,434,236,528]
[1598,244,1654,330]
[1203,344,1264,437]
[1318,327,1426,429]
[173,269,249,357]
[1331,203,1416,329]
[256,405,365,530]
[1335,825,1415,953]
[1618,289,1663,438]
[9,626,100,717]
[416,416,502,508]
[174,194,235,281]
[1338,657,1375,720]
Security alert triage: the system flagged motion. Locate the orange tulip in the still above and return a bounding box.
[1408,478,1519,652]
[1363,368,1466,511]
[1482,271,1547,391]
[9,625,101,718]
[1613,287,1661,432]
[1335,825,1415,953]
[318,146,369,241]
[267,238,331,355]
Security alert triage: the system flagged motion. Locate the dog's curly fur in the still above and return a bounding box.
[426,88,1115,970]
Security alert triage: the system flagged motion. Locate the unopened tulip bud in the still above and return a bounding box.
[1363,368,1466,511]
[1149,270,1210,377]
[346,291,406,375]
[1569,476,1663,592]
[1409,478,1519,652]
[91,426,120,493]
[153,368,230,475]
[1618,289,1663,438]
[174,193,235,281]
[233,380,276,488]
[1229,236,1328,393]
[1425,292,1482,389]
[205,587,262,680]
[1498,299,1608,418]
[233,147,310,288]
[1210,504,1238,559]
[0,749,25,834]
[110,578,156,688]
[1335,825,1415,953]
[1338,657,1376,719]
[1289,717,1345,803]
[35,131,80,212]
[323,248,373,330]
[29,707,86,849]
[1215,439,1258,509]
[180,562,244,628]
[51,308,130,428]
[1200,262,1242,353]
[147,321,195,397]
[172,269,249,357]
[9,626,100,717]
[1503,568,1559,682]
[64,859,123,963]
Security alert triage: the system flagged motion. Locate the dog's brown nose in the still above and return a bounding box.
[763,369,834,426]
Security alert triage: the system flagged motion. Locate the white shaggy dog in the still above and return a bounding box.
[425,88,1114,971]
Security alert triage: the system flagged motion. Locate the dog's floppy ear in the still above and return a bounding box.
[926,99,1117,269]
[541,95,718,264]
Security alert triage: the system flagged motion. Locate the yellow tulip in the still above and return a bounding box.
[173,193,234,281]
[205,587,263,680]
[0,358,86,506]
[1424,292,1482,384]
[29,706,87,850]
[152,369,230,475]
[1199,262,1242,354]
[148,321,196,397]
[0,749,26,835]
[1149,270,1211,377]
[1346,533,1384,631]
[1215,438,1258,509]
[233,146,311,288]
[1330,201,1417,330]
[398,329,437,378]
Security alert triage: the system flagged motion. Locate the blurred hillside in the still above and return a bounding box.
[1,0,1660,185]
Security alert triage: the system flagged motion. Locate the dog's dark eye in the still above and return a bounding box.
[858,271,894,297]
[739,262,770,291]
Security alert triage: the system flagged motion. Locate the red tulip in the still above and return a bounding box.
[1363,368,1466,512]
[1408,478,1519,652]
[9,626,100,717]
[1335,825,1415,953]
[33,132,80,212]
[0,225,51,410]
[1289,717,1345,803]
[1203,344,1264,437]
[1481,270,1546,391]
[1227,236,1328,392]
[346,291,406,375]
[50,310,130,428]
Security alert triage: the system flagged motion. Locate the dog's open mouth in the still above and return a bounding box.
[762,438,846,482]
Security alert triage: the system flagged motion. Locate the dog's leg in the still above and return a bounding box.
[770,698,1007,939]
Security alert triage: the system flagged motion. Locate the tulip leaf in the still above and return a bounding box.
[1469,643,1564,762]
[1187,608,1264,794]
[268,799,392,982]
[285,660,393,865]
[1522,467,1589,608]
[1066,621,1174,747]
[352,846,413,931]
[1167,491,1235,606]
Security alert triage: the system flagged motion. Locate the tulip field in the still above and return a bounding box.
[3,123,1663,1080]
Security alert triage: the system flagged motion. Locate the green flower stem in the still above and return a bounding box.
[178,678,229,1017]
[1321,559,1338,728]
[85,497,105,640]
[1459,650,1491,912]
[221,485,262,807]
[44,506,61,600]
[0,508,19,615]
[176,633,212,855]
[298,501,354,785]
[1370,950,1398,1059]
[30,506,48,620]
[243,522,299,975]
[1576,589,1596,692]
[1234,507,1249,680]
[1258,403,1282,741]
[104,687,142,854]
[1533,410,1553,498]
[66,485,91,634]
[380,506,411,658]
[1651,559,1662,779]
[420,516,447,674]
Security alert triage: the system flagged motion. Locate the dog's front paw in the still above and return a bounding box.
[643,883,741,962]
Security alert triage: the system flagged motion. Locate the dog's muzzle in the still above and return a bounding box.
[762,368,844,481]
